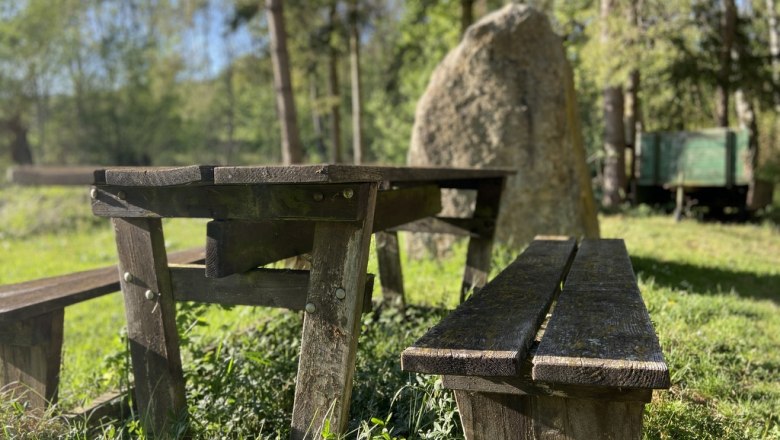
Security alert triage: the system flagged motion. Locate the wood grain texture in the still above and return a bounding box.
[533,239,670,390]
[169,265,373,313]
[460,178,505,303]
[389,217,476,237]
[7,166,99,186]
[454,390,644,440]
[113,218,186,436]
[372,185,442,231]
[290,183,378,440]
[375,231,405,308]
[214,164,515,185]
[98,165,215,186]
[391,216,495,238]
[0,248,204,323]
[92,183,368,221]
[205,220,315,278]
[0,310,63,410]
[401,238,577,377]
[203,185,440,278]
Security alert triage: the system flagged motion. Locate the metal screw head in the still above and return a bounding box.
[313,192,324,202]
[123,272,133,283]
[144,290,157,300]
[117,191,127,200]
[342,188,354,199]
[90,188,98,199]
[335,288,346,300]
[305,303,316,313]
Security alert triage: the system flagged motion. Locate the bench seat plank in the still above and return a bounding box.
[532,239,670,389]
[0,248,205,323]
[401,238,576,377]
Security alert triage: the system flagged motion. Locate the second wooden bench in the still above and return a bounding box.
[401,238,670,439]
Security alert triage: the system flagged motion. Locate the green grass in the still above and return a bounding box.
[1,186,778,438]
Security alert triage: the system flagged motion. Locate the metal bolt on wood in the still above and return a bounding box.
[90,188,98,199]
[335,288,346,300]
[313,192,324,202]
[305,303,316,313]
[144,290,157,300]
[117,191,127,200]
[123,272,133,283]
[342,188,354,199]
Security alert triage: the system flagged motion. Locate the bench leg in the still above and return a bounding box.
[113,218,186,436]
[376,230,405,309]
[460,179,504,303]
[290,183,378,440]
[0,310,64,410]
[454,390,644,440]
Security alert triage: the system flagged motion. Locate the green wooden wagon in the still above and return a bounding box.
[635,128,773,219]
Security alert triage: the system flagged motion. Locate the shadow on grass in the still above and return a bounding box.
[630,255,780,305]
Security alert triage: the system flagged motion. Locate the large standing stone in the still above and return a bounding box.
[408,4,599,254]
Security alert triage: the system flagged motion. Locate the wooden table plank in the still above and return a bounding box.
[401,238,577,377]
[91,183,368,221]
[532,239,671,389]
[214,164,515,185]
[97,165,215,186]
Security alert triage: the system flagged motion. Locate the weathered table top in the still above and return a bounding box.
[92,164,515,187]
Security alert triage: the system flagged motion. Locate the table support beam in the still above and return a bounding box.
[375,231,405,309]
[460,178,505,303]
[290,183,378,439]
[113,218,186,437]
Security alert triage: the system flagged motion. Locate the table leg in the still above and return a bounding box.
[290,183,378,440]
[113,218,186,436]
[375,231,405,309]
[460,179,505,303]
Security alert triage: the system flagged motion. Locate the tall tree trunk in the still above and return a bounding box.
[224,43,237,165]
[349,0,363,165]
[624,0,641,202]
[461,0,475,36]
[768,0,780,111]
[4,113,34,165]
[309,73,327,160]
[601,0,626,208]
[716,0,737,127]
[266,0,304,164]
[327,4,342,163]
[603,86,627,208]
[735,90,759,183]
[625,69,641,200]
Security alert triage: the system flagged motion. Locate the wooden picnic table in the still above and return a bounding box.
[90,164,514,438]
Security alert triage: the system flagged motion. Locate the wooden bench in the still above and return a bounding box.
[401,238,670,439]
[0,247,205,410]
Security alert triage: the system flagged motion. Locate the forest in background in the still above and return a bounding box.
[2,0,780,205]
